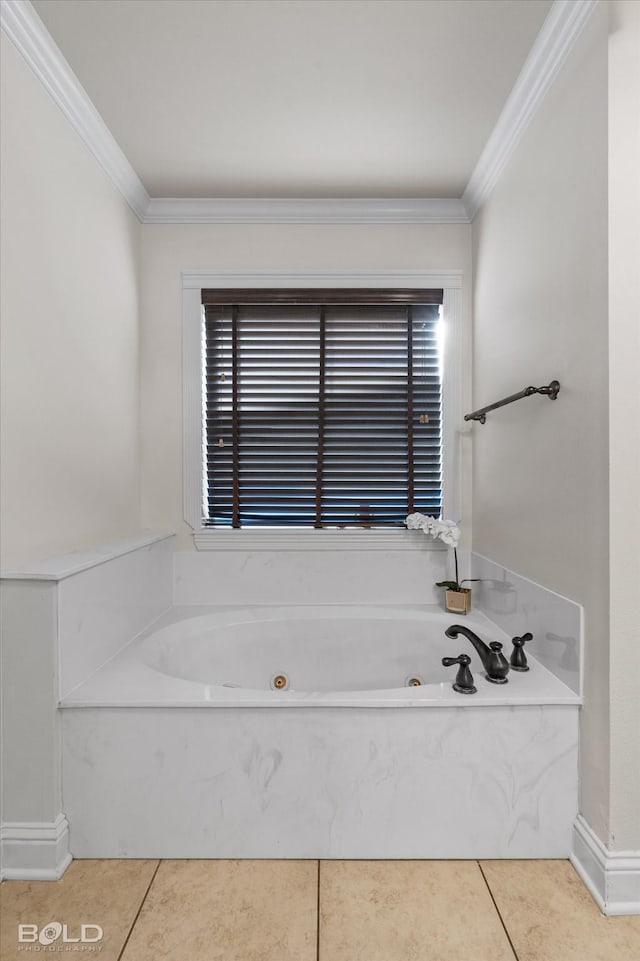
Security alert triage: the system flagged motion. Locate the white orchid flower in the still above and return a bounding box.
[432,519,461,547]
[404,512,460,547]
[405,512,467,599]
[405,512,432,532]
[437,526,459,547]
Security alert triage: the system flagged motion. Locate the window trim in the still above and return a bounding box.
[182,270,463,551]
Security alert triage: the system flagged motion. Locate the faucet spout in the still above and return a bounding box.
[444,624,509,684]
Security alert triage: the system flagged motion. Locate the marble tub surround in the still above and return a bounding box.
[173,545,465,606]
[61,703,578,859]
[0,533,173,880]
[471,551,583,695]
[58,603,580,861]
[0,531,174,698]
[58,534,174,697]
[0,532,173,581]
[2,535,584,877]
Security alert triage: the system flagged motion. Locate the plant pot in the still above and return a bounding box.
[445,588,472,614]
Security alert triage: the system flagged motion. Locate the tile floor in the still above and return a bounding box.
[1,859,639,961]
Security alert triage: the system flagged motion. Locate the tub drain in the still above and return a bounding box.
[271,673,289,691]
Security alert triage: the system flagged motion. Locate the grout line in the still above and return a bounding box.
[117,859,162,961]
[478,861,520,961]
[316,860,321,961]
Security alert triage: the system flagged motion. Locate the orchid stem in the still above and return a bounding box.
[454,548,459,590]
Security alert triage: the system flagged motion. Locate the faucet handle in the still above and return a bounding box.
[442,654,470,667]
[510,633,533,672]
[442,653,477,695]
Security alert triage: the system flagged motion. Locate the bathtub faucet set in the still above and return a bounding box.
[442,625,533,693]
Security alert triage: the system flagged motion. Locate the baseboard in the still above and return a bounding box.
[571,815,640,915]
[0,813,72,880]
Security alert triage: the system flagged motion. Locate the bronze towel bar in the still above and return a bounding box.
[464,380,560,424]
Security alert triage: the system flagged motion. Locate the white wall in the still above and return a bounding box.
[608,0,640,851]
[0,35,142,569]
[140,223,472,548]
[471,7,610,840]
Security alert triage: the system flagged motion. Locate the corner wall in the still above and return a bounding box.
[608,0,640,853]
[0,34,142,569]
[471,6,610,840]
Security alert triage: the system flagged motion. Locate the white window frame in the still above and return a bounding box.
[182,270,463,550]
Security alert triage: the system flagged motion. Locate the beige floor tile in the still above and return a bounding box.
[319,860,516,961]
[119,859,318,961]
[0,859,159,961]
[481,860,640,961]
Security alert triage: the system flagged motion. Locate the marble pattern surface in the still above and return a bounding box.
[58,536,173,697]
[62,703,579,859]
[0,532,173,579]
[471,551,583,694]
[1,536,173,877]
[174,548,451,606]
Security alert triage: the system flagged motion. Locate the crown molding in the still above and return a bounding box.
[1,2,468,226]
[462,0,600,220]
[3,0,599,226]
[142,197,469,224]
[0,0,150,219]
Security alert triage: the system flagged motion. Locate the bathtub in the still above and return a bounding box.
[63,604,579,707]
[60,605,580,859]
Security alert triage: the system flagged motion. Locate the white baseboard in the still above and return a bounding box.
[0,814,72,880]
[571,815,640,915]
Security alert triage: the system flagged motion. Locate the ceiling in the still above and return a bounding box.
[32,0,553,200]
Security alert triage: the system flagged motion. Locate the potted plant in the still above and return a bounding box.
[405,512,479,614]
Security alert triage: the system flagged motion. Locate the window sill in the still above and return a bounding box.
[193,529,448,552]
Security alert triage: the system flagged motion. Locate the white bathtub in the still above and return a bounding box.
[60,605,581,859]
[63,605,580,707]
[142,606,456,692]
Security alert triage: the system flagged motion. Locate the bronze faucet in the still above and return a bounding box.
[444,625,510,684]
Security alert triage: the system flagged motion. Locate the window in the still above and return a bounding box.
[201,288,443,529]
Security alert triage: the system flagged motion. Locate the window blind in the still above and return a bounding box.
[202,290,443,528]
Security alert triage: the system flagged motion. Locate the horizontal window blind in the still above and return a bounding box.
[203,290,443,528]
